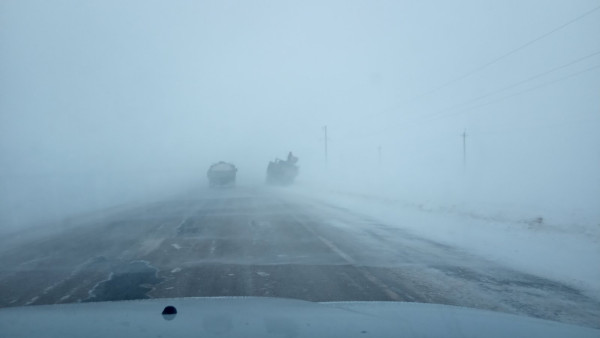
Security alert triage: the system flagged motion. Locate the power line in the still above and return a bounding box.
[420,50,600,120]
[470,115,600,136]
[426,63,600,122]
[338,5,600,141]
[351,63,600,140]
[413,4,600,99]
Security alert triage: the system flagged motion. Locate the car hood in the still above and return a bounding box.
[1,297,598,337]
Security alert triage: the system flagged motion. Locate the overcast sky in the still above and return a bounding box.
[1,0,599,231]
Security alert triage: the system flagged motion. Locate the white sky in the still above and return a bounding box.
[1,0,599,230]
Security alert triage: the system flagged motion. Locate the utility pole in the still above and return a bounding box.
[323,125,328,163]
[462,129,467,169]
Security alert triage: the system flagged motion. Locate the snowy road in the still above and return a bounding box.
[0,186,598,328]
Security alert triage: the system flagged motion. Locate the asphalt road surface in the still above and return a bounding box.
[1,186,598,328]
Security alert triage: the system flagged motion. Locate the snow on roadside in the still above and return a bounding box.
[283,185,600,299]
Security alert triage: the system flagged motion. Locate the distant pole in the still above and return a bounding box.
[323,125,328,163]
[462,129,467,168]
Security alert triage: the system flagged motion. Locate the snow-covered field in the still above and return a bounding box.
[285,184,600,300]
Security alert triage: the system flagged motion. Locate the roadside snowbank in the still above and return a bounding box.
[285,185,600,299]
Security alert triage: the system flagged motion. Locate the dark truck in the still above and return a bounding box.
[266,152,299,185]
[207,161,237,187]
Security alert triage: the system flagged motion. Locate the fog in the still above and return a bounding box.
[1,0,599,232]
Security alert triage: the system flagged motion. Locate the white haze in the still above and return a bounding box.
[1,0,599,232]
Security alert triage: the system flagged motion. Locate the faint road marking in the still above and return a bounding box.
[25,296,39,306]
[300,221,402,301]
[209,240,216,255]
[176,217,189,232]
[317,236,355,264]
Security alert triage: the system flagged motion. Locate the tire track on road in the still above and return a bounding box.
[294,216,404,301]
